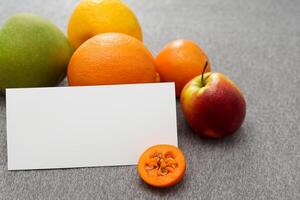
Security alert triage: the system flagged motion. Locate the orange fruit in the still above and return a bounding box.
[67,33,159,86]
[155,39,211,96]
[68,0,142,49]
[137,144,186,188]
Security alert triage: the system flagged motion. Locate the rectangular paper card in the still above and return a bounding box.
[6,83,177,170]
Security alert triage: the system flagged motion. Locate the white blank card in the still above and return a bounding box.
[6,83,177,170]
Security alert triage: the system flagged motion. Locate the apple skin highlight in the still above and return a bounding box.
[180,72,246,138]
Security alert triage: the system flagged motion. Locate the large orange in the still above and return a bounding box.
[155,39,211,96]
[67,33,159,86]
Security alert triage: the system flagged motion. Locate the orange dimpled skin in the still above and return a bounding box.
[155,39,211,96]
[67,33,159,86]
[138,144,186,188]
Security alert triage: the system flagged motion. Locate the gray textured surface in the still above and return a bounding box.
[0,0,299,199]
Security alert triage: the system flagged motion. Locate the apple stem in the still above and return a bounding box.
[201,61,208,86]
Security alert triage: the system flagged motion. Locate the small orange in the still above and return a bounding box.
[137,144,186,188]
[155,39,211,96]
[67,33,159,86]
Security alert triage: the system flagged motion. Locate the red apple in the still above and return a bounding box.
[180,72,246,138]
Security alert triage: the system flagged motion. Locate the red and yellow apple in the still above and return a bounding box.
[180,72,246,138]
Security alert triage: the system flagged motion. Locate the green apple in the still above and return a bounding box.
[0,13,73,93]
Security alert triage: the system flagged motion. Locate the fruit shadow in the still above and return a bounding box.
[184,123,247,148]
[137,174,188,195]
[0,93,5,99]
[204,127,245,145]
[0,94,6,166]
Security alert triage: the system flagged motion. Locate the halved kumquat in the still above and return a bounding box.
[137,144,186,188]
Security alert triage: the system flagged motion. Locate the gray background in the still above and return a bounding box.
[0,0,299,199]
